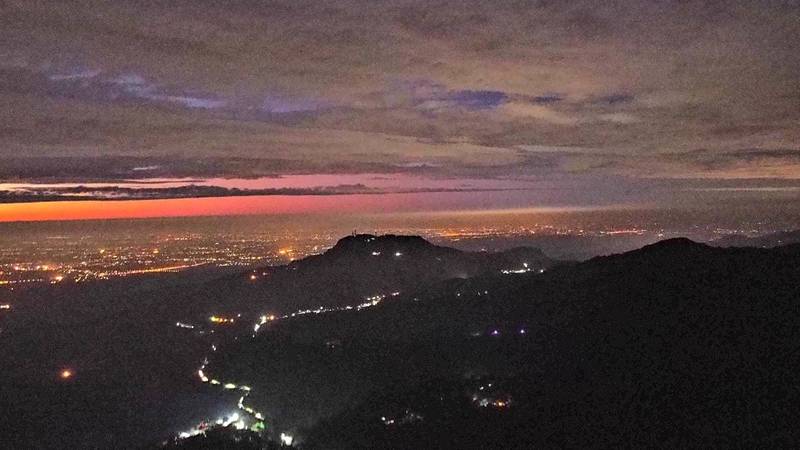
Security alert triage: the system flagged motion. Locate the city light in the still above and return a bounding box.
[254,314,277,332]
[60,369,73,379]
[179,289,406,445]
[209,316,235,324]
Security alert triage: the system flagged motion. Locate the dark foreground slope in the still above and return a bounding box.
[211,238,800,448]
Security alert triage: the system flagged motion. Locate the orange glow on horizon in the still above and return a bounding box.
[0,191,571,223]
[0,192,512,223]
[0,195,405,223]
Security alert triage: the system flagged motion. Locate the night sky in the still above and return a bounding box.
[0,0,798,219]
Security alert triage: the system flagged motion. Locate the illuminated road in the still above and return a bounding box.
[175,291,400,443]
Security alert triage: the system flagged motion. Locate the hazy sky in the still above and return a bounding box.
[0,0,799,213]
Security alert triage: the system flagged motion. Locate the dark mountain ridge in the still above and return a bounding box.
[711,229,800,249]
[209,237,800,448]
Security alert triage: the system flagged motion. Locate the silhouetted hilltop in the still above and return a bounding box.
[323,234,439,256]
[285,233,461,273]
[568,236,714,276]
[293,234,548,269]
[590,236,710,262]
[184,234,557,317]
[639,236,703,251]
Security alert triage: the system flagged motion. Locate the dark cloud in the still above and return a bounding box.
[725,148,800,162]
[444,90,508,110]
[0,0,797,187]
[0,182,538,203]
[531,94,565,104]
[0,156,418,181]
[596,94,635,105]
[0,184,381,202]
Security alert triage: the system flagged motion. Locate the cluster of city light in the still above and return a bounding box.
[237,395,260,419]
[471,327,526,338]
[177,412,253,440]
[280,433,294,446]
[0,277,44,286]
[194,360,267,439]
[253,314,276,332]
[601,229,647,235]
[274,292,395,320]
[435,225,657,241]
[209,316,235,324]
[380,410,424,427]
[196,340,265,428]
[251,292,401,329]
[472,394,512,409]
[93,262,207,279]
[175,322,195,329]
[471,382,512,409]
[0,304,10,310]
[0,234,324,288]
[500,262,546,275]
